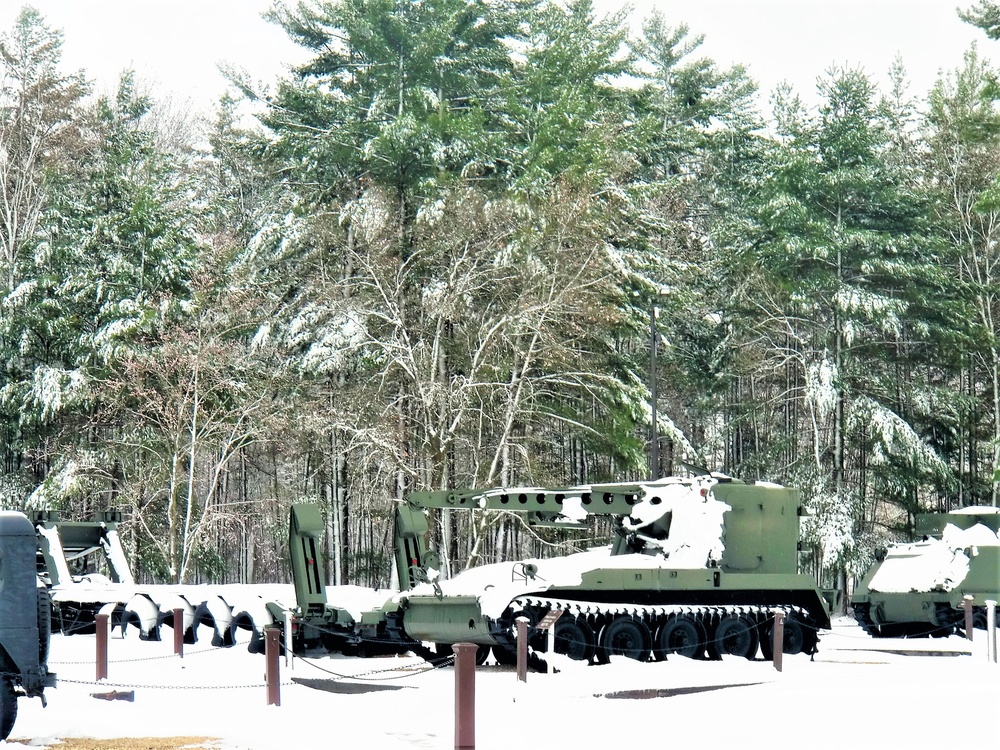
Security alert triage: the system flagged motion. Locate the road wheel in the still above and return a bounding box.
[761,614,808,657]
[475,645,490,665]
[553,616,596,662]
[708,615,759,660]
[491,644,516,665]
[759,621,773,661]
[596,616,652,664]
[655,615,705,659]
[781,617,806,655]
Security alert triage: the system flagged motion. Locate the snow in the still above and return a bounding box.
[950,506,1000,516]
[868,540,971,594]
[867,522,1000,594]
[621,476,729,565]
[805,357,837,419]
[36,526,72,585]
[943,522,1000,548]
[8,617,997,749]
[103,528,135,586]
[401,477,733,617]
[29,367,86,422]
[322,585,399,622]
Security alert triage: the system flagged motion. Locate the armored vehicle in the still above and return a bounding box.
[289,474,834,664]
[0,511,55,739]
[853,506,1000,637]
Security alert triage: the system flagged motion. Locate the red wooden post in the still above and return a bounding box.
[453,642,477,750]
[173,607,184,658]
[516,618,528,683]
[771,610,785,673]
[265,626,281,706]
[96,613,109,681]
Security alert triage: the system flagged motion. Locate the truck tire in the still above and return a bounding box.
[0,678,17,740]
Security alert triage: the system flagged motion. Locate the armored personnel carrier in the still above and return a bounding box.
[852,506,1000,637]
[289,474,835,664]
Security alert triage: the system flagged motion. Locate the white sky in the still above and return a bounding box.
[0,0,993,115]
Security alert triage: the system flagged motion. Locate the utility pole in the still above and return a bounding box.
[649,303,659,480]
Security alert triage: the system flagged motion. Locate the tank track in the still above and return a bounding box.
[852,602,884,638]
[491,596,821,666]
[852,601,958,639]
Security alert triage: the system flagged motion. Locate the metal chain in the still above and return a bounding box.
[292,653,454,681]
[51,639,254,666]
[59,677,295,690]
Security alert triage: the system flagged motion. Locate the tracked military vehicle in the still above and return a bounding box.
[289,474,835,664]
[853,506,1000,637]
[0,511,55,740]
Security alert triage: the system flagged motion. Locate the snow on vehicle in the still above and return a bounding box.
[852,506,1000,637]
[34,510,292,652]
[288,474,835,665]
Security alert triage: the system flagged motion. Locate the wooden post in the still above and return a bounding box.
[173,607,184,658]
[454,642,477,750]
[963,596,975,641]
[265,626,281,706]
[96,613,109,681]
[771,610,785,673]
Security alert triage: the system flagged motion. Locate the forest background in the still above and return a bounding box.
[4,0,1000,600]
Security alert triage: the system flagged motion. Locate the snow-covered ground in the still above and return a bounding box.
[8,617,997,750]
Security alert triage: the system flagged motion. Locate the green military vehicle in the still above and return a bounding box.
[289,474,835,665]
[853,506,1000,637]
[0,511,56,739]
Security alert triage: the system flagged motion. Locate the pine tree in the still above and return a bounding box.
[925,47,1000,506]
[720,68,968,583]
[627,12,760,476]
[9,73,202,531]
[0,8,87,501]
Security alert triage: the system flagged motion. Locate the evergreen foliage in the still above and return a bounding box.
[0,1,997,592]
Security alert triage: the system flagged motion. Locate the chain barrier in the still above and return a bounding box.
[59,677,295,690]
[50,638,255,666]
[49,601,981,686]
[292,652,455,681]
[50,626,451,689]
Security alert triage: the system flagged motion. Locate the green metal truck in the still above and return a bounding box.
[0,511,55,739]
